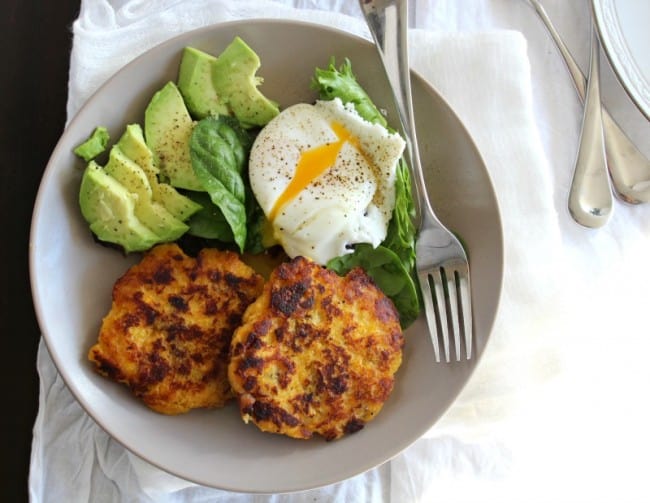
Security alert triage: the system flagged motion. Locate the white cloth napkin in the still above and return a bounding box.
[30,1,650,502]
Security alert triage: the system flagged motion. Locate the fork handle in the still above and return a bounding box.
[529,0,587,99]
[359,0,432,225]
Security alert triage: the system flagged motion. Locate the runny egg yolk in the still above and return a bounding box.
[248,98,406,265]
[268,121,367,223]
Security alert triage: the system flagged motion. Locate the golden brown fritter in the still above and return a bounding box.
[228,256,404,441]
[88,243,264,414]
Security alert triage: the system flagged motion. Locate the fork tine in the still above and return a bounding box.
[457,268,473,360]
[418,270,441,362]
[430,269,451,362]
[420,265,472,363]
[444,268,461,361]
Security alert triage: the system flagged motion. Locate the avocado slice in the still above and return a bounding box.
[144,81,202,191]
[117,123,160,178]
[73,126,110,161]
[117,124,202,221]
[178,47,229,119]
[104,146,189,242]
[211,37,279,128]
[154,184,203,222]
[79,161,160,253]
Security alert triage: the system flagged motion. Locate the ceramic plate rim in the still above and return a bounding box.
[592,0,650,120]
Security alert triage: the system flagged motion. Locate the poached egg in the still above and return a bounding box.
[249,98,405,264]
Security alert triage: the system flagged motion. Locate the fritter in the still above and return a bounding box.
[228,256,404,441]
[88,243,264,414]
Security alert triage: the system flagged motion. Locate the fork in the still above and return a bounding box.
[359,0,473,362]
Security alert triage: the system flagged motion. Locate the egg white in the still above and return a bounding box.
[249,97,405,264]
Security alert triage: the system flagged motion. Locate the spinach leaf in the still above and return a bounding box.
[190,116,252,252]
[327,244,420,328]
[244,185,267,254]
[184,191,234,241]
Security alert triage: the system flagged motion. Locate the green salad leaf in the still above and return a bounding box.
[313,57,421,327]
[184,191,234,241]
[383,159,417,271]
[311,58,388,128]
[327,244,420,328]
[243,185,268,254]
[189,116,253,252]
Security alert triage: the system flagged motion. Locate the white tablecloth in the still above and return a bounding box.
[30,1,650,501]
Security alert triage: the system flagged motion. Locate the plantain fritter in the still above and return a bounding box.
[88,243,264,414]
[228,256,404,441]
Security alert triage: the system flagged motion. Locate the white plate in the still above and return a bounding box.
[30,20,503,493]
[592,0,650,120]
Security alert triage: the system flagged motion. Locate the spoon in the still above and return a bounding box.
[529,0,650,204]
[568,25,613,228]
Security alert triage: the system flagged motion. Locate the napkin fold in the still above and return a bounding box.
[410,28,567,437]
[32,1,650,502]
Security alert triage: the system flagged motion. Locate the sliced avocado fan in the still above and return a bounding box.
[78,125,201,253]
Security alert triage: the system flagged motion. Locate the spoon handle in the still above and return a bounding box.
[529,0,650,204]
[569,26,613,228]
